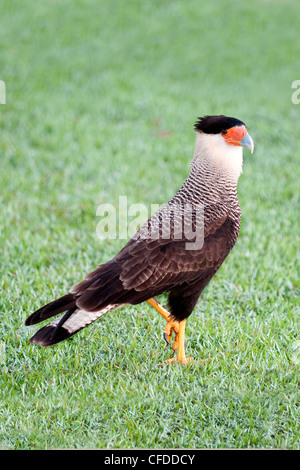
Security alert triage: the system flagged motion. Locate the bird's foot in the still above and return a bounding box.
[147,299,179,350]
[165,319,195,365]
[146,299,193,364]
[163,319,180,351]
[166,345,196,364]
[166,355,195,365]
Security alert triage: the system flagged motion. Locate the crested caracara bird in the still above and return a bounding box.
[25,115,254,364]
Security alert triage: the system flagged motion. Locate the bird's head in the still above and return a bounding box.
[193,115,254,178]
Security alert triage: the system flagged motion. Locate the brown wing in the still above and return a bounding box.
[73,205,239,311]
[115,210,238,293]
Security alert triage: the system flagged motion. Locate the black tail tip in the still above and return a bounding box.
[25,293,76,326]
[29,324,71,347]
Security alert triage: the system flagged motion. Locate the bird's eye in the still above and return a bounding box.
[221,129,227,135]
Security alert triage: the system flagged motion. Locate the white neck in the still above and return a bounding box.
[192,132,243,181]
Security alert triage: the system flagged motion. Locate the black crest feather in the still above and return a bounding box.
[194,115,245,134]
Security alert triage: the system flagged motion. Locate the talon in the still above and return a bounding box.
[163,319,180,351]
[169,349,176,359]
[163,332,170,345]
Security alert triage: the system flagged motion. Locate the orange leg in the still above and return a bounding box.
[166,319,194,364]
[146,298,170,322]
[147,298,194,364]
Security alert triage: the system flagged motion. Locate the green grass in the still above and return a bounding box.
[0,0,299,449]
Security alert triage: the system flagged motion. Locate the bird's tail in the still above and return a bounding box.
[25,293,76,326]
[27,303,120,347]
[25,260,126,347]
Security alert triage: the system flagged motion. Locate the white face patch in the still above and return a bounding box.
[193,132,243,180]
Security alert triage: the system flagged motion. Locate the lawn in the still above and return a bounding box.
[0,0,299,449]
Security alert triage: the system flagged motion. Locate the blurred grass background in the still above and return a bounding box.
[0,0,299,449]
